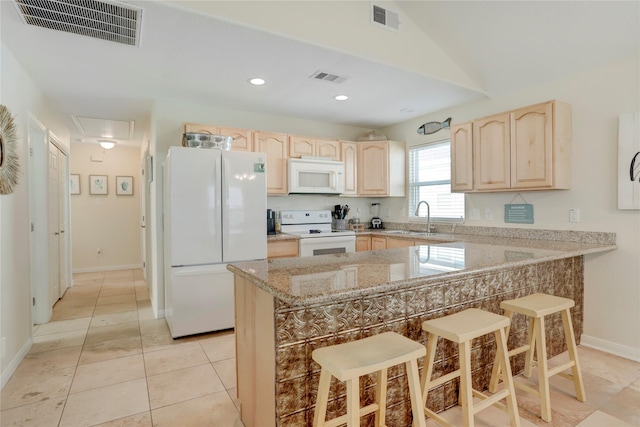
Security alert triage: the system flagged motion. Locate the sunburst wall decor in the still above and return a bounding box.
[0,105,20,194]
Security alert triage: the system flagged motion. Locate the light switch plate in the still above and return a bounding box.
[469,208,480,221]
[485,208,493,221]
[570,208,581,222]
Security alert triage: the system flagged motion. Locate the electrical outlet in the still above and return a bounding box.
[469,209,480,221]
[570,209,581,222]
[485,208,494,221]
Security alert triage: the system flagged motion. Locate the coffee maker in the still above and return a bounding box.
[266,209,276,235]
[370,203,383,229]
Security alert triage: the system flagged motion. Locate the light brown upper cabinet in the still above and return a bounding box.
[183,123,253,152]
[357,141,406,197]
[453,100,571,192]
[289,136,340,161]
[450,122,474,192]
[254,131,289,195]
[340,141,358,196]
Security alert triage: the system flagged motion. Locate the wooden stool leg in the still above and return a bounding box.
[375,369,388,427]
[313,369,332,427]
[534,317,552,422]
[459,340,474,427]
[346,377,360,427]
[490,310,513,392]
[523,316,536,378]
[422,333,438,408]
[562,308,586,402]
[495,327,521,427]
[406,359,427,427]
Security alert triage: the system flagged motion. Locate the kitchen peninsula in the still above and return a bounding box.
[227,229,616,427]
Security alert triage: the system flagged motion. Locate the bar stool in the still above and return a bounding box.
[312,331,427,427]
[422,308,520,427]
[489,293,586,422]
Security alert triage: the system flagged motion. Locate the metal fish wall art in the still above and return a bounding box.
[417,117,452,135]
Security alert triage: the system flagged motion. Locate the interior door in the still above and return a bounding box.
[57,149,69,298]
[48,141,61,307]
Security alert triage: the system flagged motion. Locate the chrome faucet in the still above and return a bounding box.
[415,200,433,232]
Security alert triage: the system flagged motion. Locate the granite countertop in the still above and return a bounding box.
[267,233,300,241]
[228,232,616,306]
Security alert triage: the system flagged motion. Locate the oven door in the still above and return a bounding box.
[299,235,356,257]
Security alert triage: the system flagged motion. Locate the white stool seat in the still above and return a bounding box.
[422,308,521,427]
[312,331,426,427]
[490,293,586,423]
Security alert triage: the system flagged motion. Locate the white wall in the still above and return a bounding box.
[382,56,640,360]
[0,43,70,385]
[69,143,142,272]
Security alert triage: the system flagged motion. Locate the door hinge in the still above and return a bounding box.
[32,297,36,306]
[29,147,33,157]
[143,261,146,268]
[31,222,34,232]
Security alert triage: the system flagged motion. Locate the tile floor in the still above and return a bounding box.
[1,269,639,426]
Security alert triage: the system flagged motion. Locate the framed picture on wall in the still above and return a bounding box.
[116,176,134,196]
[69,174,80,195]
[89,175,108,195]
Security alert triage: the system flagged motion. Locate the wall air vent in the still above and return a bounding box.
[371,4,400,32]
[310,70,348,84]
[13,0,143,46]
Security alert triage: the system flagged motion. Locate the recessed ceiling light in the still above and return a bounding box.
[334,95,349,101]
[248,77,266,86]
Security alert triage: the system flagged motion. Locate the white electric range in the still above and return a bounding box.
[280,210,356,257]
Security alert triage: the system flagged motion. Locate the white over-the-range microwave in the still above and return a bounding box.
[288,158,345,194]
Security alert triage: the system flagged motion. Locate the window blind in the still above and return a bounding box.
[409,141,465,221]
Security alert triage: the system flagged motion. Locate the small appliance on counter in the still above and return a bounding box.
[370,202,384,229]
[267,209,276,235]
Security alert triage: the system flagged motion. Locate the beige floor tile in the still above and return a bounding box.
[14,345,82,376]
[93,300,138,315]
[136,290,150,301]
[141,329,182,353]
[51,305,95,321]
[200,332,236,363]
[99,286,136,298]
[513,381,595,426]
[557,347,640,388]
[34,317,91,336]
[59,378,149,427]
[576,410,634,427]
[85,321,141,345]
[73,271,105,280]
[133,269,145,280]
[424,396,539,426]
[56,294,99,306]
[227,388,241,412]
[629,377,640,393]
[97,293,137,306]
[143,342,210,377]
[71,354,146,393]
[0,367,74,410]
[599,386,640,426]
[29,329,87,354]
[150,391,241,427]
[104,269,134,278]
[212,358,237,390]
[147,363,225,409]
[545,367,626,409]
[91,310,139,328]
[139,318,170,336]
[79,335,143,365]
[137,305,156,321]
[0,395,66,427]
[93,411,153,426]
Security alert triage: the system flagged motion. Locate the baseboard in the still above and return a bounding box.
[1,338,32,389]
[580,334,640,362]
[72,264,143,274]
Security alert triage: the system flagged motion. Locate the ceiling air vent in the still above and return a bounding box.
[310,70,348,84]
[371,4,400,32]
[13,0,143,46]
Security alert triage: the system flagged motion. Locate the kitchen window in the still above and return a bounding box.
[408,141,465,221]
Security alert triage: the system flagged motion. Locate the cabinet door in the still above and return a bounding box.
[289,136,315,158]
[371,236,386,250]
[386,237,415,249]
[450,122,474,192]
[510,102,554,189]
[473,113,511,191]
[355,235,371,252]
[316,139,340,160]
[220,127,253,152]
[341,141,358,196]
[254,132,288,195]
[358,142,388,195]
[267,240,298,259]
[184,123,220,134]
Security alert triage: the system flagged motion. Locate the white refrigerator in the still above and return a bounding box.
[164,146,267,338]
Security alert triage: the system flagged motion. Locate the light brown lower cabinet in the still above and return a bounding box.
[267,240,298,259]
[371,236,387,250]
[356,235,371,252]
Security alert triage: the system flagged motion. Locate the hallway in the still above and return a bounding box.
[1,269,639,426]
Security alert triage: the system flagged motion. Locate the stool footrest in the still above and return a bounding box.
[424,407,456,427]
[547,361,576,378]
[426,369,461,390]
[472,389,509,414]
[508,344,531,358]
[324,403,380,427]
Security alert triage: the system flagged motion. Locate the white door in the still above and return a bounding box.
[140,153,147,280]
[48,141,61,307]
[57,148,70,298]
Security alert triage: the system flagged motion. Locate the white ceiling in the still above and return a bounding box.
[1,1,638,147]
